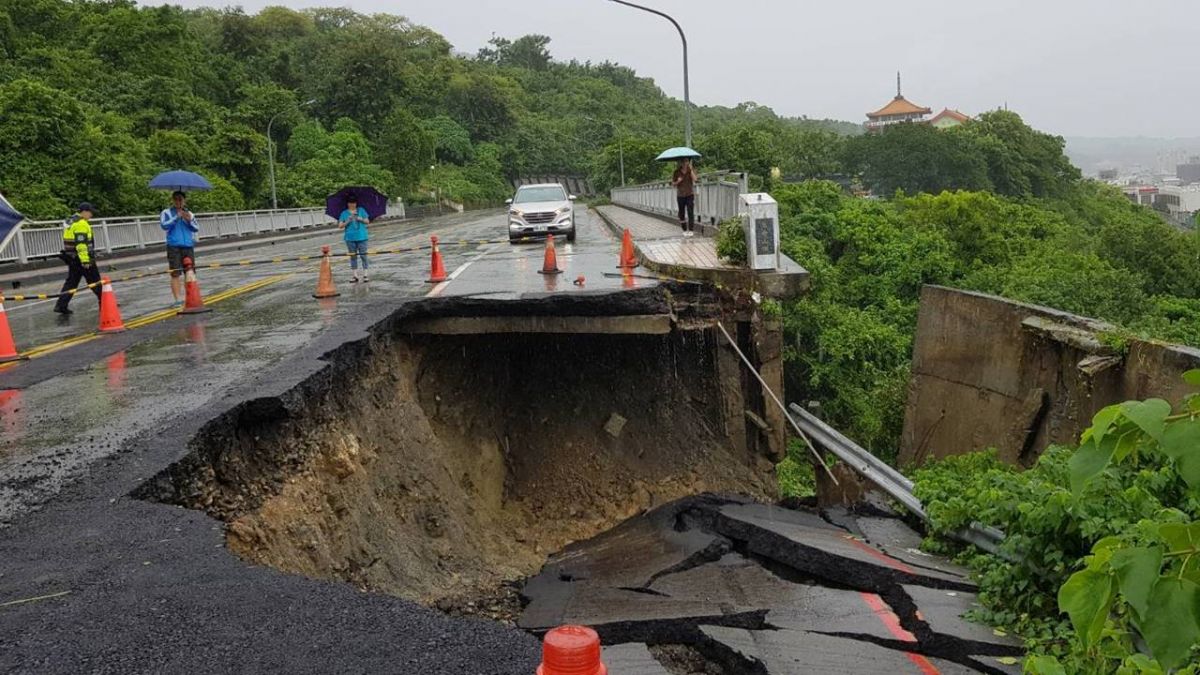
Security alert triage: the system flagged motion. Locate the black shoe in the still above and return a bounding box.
[53,307,73,315]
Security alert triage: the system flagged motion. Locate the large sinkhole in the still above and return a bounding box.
[135,290,781,619]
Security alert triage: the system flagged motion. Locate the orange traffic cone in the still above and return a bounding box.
[98,277,126,333]
[313,245,340,299]
[617,228,637,269]
[427,235,448,283]
[0,296,26,363]
[537,625,607,675]
[179,257,212,315]
[538,235,563,275]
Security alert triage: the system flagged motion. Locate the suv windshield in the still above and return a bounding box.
[514,186,567,204]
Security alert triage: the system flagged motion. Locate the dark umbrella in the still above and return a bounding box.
[326,186,387,221]
[0,193,24,254]
[149,170,213,192]
[655,146,702,162]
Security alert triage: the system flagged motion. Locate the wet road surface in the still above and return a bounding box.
[0,207,638,524]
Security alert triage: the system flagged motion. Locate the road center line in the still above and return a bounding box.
[426,245,496,298]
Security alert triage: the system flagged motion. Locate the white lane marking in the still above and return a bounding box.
[426,245,497,298]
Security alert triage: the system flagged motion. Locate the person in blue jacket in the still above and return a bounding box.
[340,195,370,282]
[160,191,200,306]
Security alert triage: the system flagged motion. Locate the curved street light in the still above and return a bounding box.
[267,98,317,209]
[606,0,691,148]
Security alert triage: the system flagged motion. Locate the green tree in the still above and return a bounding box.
[842,122,991,195]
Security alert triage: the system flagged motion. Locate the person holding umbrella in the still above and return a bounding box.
[655,147,703,238]
[148,170,212,305]
[161,191,199,306]
[339,194,371,282]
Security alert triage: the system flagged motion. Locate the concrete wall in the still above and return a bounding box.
[898,285,1200,468]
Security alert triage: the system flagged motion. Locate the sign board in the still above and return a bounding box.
[738,193,780,271]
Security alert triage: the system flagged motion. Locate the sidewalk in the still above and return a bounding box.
[594,204,809,298]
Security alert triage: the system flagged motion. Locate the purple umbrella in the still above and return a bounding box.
[326,186,388,221]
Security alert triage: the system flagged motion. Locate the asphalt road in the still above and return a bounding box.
[0,208,636,524]
[0,207,649,674]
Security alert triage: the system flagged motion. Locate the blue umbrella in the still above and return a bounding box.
[148,170,213,192]
[655,146,702,162]
[326,186,388,221]
[0,193,24,255]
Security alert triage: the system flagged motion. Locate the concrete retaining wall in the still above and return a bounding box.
[898,285,1200,467]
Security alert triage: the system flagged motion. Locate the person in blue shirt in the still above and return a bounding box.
[340,195,370,282]
[160,191,200,306]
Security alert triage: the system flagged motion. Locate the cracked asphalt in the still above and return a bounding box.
[0,207,1013,673]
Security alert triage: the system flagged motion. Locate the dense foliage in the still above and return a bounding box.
[0,0,856,219]
[771,162,1200,459]
[914,381,1200,672]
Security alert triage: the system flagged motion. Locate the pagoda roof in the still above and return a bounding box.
[867,95,932,118]
[930,108,971,124]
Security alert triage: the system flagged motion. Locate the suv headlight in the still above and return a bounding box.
[509,209,523,217]
[557,206,571,214]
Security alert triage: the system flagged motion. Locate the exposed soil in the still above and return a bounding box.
[136,293,777,610]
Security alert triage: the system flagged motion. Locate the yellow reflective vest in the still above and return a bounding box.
[62,217,95,264]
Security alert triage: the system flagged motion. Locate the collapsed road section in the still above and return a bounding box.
[134,284,784,613]
[120,283,1021,673]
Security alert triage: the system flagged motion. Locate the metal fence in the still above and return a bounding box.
[0,201,405,265]
[610,171,749,225]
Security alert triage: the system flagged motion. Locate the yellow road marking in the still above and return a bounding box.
[0,273,291,368]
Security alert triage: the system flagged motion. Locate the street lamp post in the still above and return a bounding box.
[607,0,691,148]
[266,98,317,210]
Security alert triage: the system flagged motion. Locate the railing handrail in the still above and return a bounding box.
[610,169,748,227]
[1,201,406,266]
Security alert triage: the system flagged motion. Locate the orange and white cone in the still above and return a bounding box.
[0,296,27,362]
[97,277,126,333]
[312,245,340,299]
[537,235,563,275]
[179,257,212,314]
[617,228,637,269]
[427,235,448,283]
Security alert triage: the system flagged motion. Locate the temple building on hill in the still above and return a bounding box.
[929,108,970,129]
[864,73,970,132]
[864,73,932,132]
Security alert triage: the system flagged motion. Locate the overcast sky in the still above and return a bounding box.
[160,0,1198,138]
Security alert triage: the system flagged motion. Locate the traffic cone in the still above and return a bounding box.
[0,297,26,363]
[537,625,607,675]
[313,245,340,299]
[97,277,126,333]
[427,235,447,283]
[537,235,563,275]
[617,228,637,269]
[179,257,212,315]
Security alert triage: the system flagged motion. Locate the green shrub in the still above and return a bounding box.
[716,216,747,265]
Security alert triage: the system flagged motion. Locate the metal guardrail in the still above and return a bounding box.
[0,201,407,266]
[611,171,749,225]
[788,403,1013,560]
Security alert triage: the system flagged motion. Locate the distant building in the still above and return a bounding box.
[865,73,932,132]
[1098,168,1119,181]
[1123,185,1158,207]
[1178,157,1200,185]
[929,108,971,129]
[1155,184,1200,227]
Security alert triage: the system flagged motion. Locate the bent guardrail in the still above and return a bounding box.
[611,170,749,225]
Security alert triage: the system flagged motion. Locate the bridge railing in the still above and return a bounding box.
[0,201,405,266]
[610,171,749,225]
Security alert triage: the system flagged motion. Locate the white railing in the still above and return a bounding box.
[0,200,405,265]
[611,171,749,226]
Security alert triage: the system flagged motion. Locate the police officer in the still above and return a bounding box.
[54,202,103,315]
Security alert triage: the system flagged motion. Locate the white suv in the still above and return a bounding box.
[507,184,576,243]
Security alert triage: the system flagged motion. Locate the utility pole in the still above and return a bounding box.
[266,99,317,209]
[606,0,691,148]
